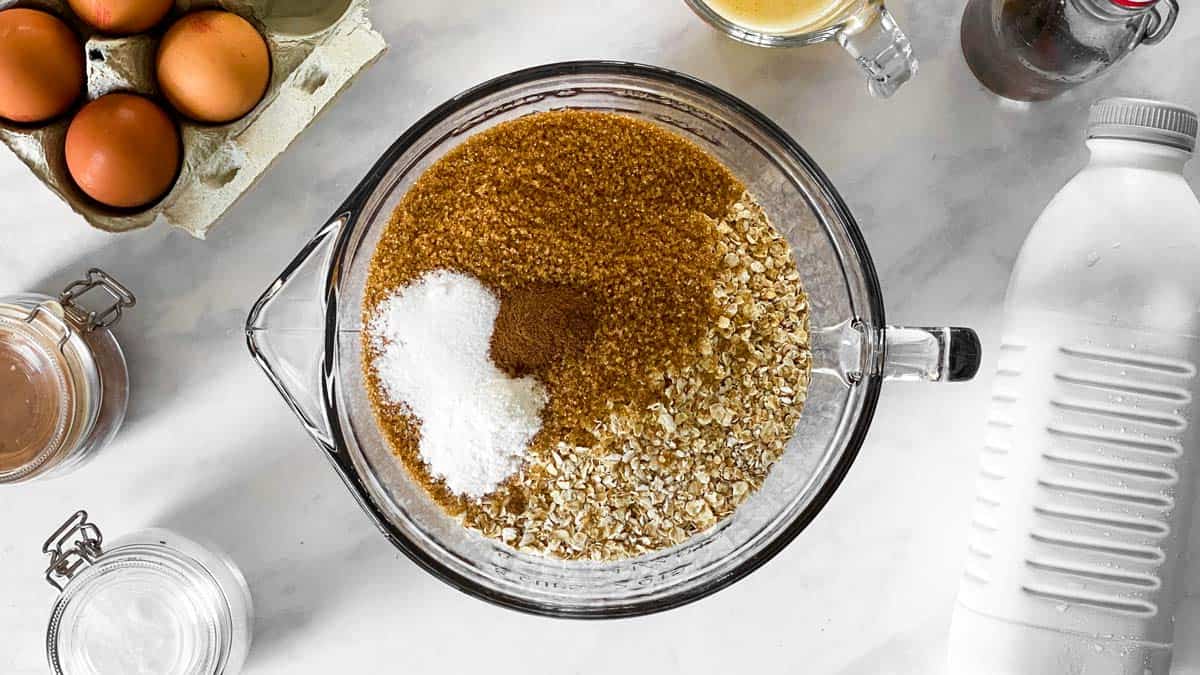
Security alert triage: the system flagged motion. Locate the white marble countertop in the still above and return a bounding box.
[3,2,1200,673]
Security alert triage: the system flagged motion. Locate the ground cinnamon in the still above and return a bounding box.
[490,284,596,378]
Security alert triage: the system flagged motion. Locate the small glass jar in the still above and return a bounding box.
[0,269,135,483]
[42,511,254,675]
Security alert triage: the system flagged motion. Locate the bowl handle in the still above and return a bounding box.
[882,326,981,382]
[245,212,350,451]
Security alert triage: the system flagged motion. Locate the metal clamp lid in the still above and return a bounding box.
[59,269,137,333]
[43,511,104,592]
[1139,0,1178,45]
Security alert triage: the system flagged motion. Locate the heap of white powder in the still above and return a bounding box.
[368,270,547,499]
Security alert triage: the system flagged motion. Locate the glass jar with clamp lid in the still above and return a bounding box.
[0,269,135,483]
[42,511,254,675]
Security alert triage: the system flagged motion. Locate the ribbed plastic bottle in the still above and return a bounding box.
[947,98,1200,674]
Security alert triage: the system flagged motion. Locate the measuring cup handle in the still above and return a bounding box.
[882,326,981,382]
[245,212,349,452]
[836,5,918,98]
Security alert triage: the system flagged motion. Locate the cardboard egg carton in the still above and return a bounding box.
[0,0,385,238]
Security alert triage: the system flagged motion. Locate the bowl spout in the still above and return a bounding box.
[245,213,348,451]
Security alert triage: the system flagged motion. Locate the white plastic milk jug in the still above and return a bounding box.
[947,98,1200,674]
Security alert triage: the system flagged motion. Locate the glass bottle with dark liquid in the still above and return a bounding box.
[961,0,1179,102]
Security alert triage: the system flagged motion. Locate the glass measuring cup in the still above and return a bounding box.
[684,0,918,97]
[246,61,979,617]
[42,511,254,675]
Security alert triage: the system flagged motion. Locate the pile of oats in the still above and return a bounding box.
[464,194,811,559]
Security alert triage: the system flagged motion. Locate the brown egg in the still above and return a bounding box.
[0,9,84,124]
[157,11,271,124]
[65,93,181,209]
[68,0,173,35]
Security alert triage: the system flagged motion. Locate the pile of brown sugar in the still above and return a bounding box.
[363,109,810,560]
[364,108,741,437]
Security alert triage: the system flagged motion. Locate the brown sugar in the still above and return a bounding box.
[363,108,739,529]
[363,108,740,440]
[362,109,811,560]
[490,284,596,378]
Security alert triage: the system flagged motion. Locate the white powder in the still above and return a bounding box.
[368,270,547,499]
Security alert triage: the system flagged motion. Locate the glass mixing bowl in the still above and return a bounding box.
[246,61,980,618]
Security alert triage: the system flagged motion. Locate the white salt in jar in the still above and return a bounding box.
[42,511,254,675]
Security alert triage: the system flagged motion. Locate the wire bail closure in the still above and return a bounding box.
[59,269,137,333]
[24,269,138,350]
[43,511,105,592]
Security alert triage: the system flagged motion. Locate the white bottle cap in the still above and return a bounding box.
[1088,97,1198,152]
